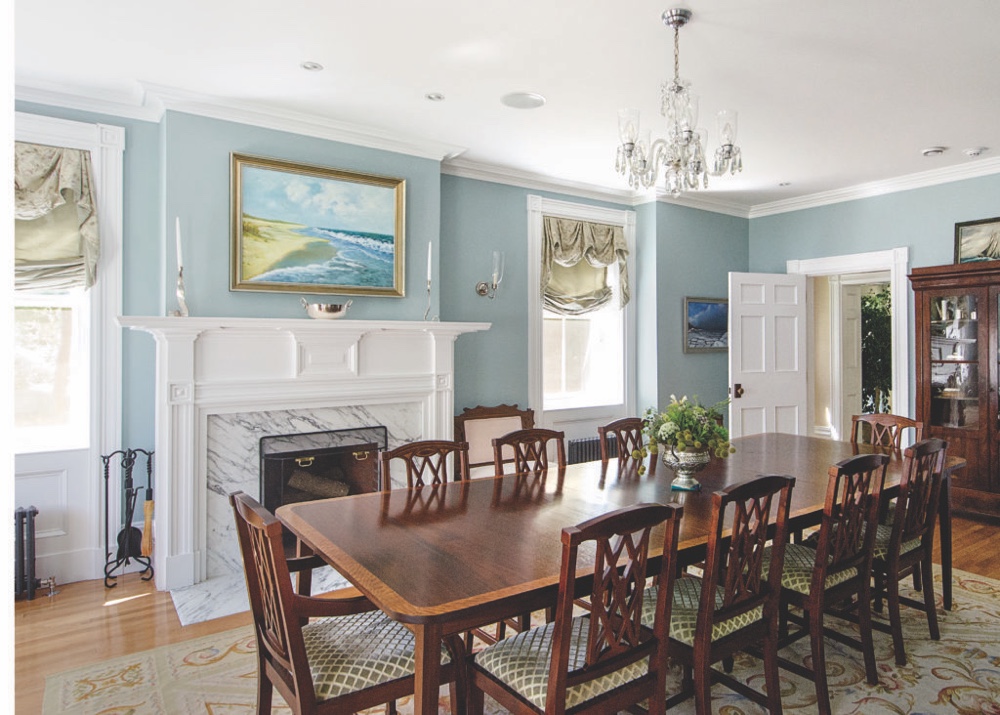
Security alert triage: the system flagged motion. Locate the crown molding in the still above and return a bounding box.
[441,158,639,206]
[749,157,1000,218]
[15,81,163,122]
[141,83,467,162]
[652,190,751,218]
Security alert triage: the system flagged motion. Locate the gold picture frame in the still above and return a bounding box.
[230,153,405,296]
[955,216,1000,264]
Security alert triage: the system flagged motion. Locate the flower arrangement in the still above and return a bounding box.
[643,395,734,458]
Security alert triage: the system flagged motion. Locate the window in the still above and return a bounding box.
[15,288,91,452]
[542,268,624,410]
[527,195,635,428]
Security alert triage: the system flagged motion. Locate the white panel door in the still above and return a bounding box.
[728,272,808,438]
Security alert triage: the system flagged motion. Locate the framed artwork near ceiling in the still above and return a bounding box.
[684,297,728,353]
[230,153,405,296]
[954,216,1000,264]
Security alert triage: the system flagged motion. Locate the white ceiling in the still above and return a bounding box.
[15,0,1000,213]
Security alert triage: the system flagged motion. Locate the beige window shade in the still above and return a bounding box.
[541,216,629,315]
[15,142,99,291]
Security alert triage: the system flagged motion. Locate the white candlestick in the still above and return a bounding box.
[175,217,183,270]
[426,241,432,283]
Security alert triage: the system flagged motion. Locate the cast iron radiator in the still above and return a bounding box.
[14,506,39,600]
[567,436,616,465]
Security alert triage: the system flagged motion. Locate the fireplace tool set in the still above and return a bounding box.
[102,448,154,588]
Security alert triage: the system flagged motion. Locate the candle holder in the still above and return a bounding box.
[170,267,189,317]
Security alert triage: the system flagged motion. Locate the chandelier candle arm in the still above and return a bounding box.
[614,7,742,196]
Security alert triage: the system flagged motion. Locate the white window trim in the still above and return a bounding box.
[15,112,124,581]
[526,195,636,433]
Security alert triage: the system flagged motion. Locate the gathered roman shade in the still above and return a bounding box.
[14,142,100,291]
[541,216,629,315]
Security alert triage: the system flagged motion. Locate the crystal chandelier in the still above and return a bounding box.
[615,8,742,196]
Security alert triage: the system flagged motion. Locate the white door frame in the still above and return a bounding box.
[787,248,910,439]
[15,112,124,583]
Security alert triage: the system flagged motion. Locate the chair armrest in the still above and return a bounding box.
[293,591,378,618]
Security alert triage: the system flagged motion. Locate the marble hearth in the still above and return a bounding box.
[119,316,489,591]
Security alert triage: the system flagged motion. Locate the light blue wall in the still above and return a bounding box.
[749,172,1000,416]
[650,203,750,410]
[162,112,441,321]
[439,175,631,411]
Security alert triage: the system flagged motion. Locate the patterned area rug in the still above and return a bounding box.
[43,567,1000,714]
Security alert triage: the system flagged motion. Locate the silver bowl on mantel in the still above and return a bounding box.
[301,297,352,320]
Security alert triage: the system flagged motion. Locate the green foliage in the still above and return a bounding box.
[643,395,734,459]
[861,285,892,413]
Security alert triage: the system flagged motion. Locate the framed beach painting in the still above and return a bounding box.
[230,153,405,296]
[955,216,1000,264]
[683,297,728,353]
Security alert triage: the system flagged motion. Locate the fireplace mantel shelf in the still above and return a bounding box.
[118,315,490,338]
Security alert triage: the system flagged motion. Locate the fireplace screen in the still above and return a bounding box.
[259,427,388,514]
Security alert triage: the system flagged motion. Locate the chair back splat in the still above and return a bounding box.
[492,428,566,476]
[850,413,924,450]
[597,417,645,466]
[379,440,469,491]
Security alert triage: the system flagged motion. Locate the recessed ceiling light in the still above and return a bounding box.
[300,61,324,72]
[425,93,446,102]
[921,146,947,157]
[779,182,791,187]
[964,147,989,157]
[501,92,546,109]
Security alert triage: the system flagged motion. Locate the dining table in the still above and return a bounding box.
[277,432,965,715]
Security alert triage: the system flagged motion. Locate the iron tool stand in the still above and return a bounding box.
[103,448,154,588]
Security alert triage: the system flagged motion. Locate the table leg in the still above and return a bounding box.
[413,622,443,715]
[939,474,953,611]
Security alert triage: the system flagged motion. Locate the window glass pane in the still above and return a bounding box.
[543,302,624,410]
[15,291,89,452]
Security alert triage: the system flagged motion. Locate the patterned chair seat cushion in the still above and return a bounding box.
[473,617,649,711]
[761,542,858,594]
[641,577,763,647]
[303,610,451,700]
[872,522,922,562]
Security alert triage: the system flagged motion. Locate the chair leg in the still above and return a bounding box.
[256,666,273,715]
[857,581,879,686]
[387,699,398,715]
[873,569,885,614]
[468,679,485,715]
[808,606,830,715]
[762,626,784,715]
[693,646,713,715]
[887,575,907,666]
[921,557,940,641]
[912,568,922,592]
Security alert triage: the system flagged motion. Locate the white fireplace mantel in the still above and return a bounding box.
[118,316,490,590]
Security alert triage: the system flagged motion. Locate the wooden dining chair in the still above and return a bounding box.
[771,453,888,715]
[597,417,644,466]
[850,413,924,450]
[492,428,566,476]
[378,439,470,491]
[644,474,795,715]
[468,502,682,715]
[229,491,465,715]
[455,404,535,473]
[870,437,948,666]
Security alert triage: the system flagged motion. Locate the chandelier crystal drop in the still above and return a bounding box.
[615,8,743,196]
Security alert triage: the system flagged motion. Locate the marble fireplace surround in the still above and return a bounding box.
[119,316,489,591]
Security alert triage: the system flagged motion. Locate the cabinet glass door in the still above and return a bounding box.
[929,294,979,429]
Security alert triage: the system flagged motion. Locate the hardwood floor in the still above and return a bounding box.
[13,514,1000,713]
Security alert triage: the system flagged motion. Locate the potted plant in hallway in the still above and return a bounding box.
[644,395,733,491]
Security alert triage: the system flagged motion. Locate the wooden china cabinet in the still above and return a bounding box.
[910,261,1000,518]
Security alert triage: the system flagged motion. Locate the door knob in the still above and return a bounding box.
[732,383,745,399]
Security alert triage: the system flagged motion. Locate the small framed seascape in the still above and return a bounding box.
[683,297,728,353]
[955,216,1000,264]
[230,153,405,296]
